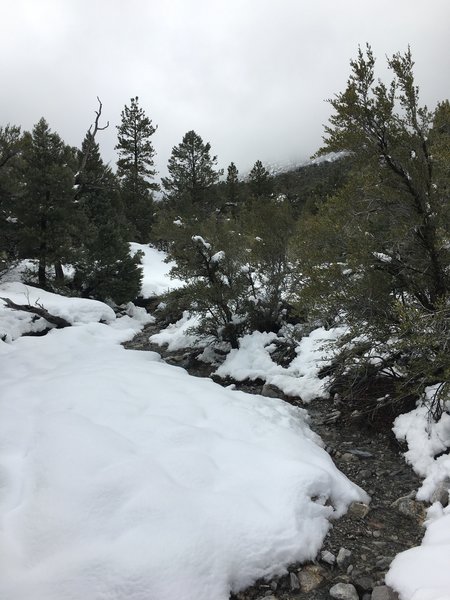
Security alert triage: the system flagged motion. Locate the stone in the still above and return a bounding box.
[289,571,300,591]
[261,383,284,399]
[337,547,353,569]
[371,585,399,600]
[329,582,359,600]
[353,576,375,593]
[430,478,450,507]
[298,565,326,592]
[375,556,394,570]
[347,502,370,518]
[255,596,278,600]
[391,496,426,522]
[359,469,373,479]
[321,550,336,565]
[341,452,359,462]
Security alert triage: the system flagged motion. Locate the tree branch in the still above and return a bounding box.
[0,297,71,328]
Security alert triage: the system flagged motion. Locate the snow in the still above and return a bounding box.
[0,285,368,600]
[130,242,184,298]
[150,310,202,351]
[0,282,115,341]
[215,327,344,402]
[386,391,450,600]
[386,504,450,600]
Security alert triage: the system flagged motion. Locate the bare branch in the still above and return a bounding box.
[0,297,71,329]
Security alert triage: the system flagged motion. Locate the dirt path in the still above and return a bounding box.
[124,323,425,600]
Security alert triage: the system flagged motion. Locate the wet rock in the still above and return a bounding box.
[347,501,370,518]
[329,582,359,600]
[337,547,352,569]
[371,585,399,600]
[298,564,326,592]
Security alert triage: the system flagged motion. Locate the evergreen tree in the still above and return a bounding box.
[292,46,450,417]
[225,162,240,204]
[0,125,22,275]
[248,160,273,198]
[161,130,223,213]
[74,131,142,304]
[18,118,79,288]
[115,97,158,241]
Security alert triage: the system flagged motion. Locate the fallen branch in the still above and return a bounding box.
[0,297,71,329]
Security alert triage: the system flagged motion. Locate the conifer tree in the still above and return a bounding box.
[161,130,223,213]
[19,118,79,288]
[248,160,273,198]
[0,125,22,275]
[225,162,240,204]
[74,132,142,304]
[115,97,158,241]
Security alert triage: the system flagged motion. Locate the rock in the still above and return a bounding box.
[298,564,326,592]
[353,576,375,593]
[371,585,399,600]
[391,495,426,522]
[348,449,375,459]
[329,582,359,600]
[255,596,278,600]
[336,547,353,569]
[289,572,300,591]
[430,478,450,507]
[261,383,284,399]
[359,469,373,479]
[341,452,359,462]
[375,556,394,570]
[321,550,336,565]
[347,502,370,518]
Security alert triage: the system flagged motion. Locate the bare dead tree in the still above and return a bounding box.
[77,97,110,183]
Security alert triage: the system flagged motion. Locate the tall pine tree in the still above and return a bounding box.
[161,130,223,214]
[115,97,158,241]
[74,131,142,304]
[19,118,79,288]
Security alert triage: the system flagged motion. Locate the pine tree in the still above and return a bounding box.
[225,162,240,204]
[292,46,450,416]
[0,125,22,276]
[115,97,158,241]
[248,160,273,198]
[161,130,223,213]
[18,118,79,288]
[74,132,142,304]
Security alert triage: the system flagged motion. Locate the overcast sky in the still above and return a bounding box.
[2,0,449,179]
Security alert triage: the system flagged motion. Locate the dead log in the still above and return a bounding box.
[0,297,71,329]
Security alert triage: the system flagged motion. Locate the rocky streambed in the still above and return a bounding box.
[124,321,427,600]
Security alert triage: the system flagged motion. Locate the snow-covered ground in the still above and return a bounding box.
[0,269,367,599]
[2,246,450,600]
[130,242,183,298]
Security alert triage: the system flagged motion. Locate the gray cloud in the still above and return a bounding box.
[1,0,449,179]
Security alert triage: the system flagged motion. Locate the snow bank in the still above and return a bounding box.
[0,282,115,341]
[386,504,450,600]
[0,306,367,600]
[387,392,450,600]
[215,327,344,402]
[130,242,183,298]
